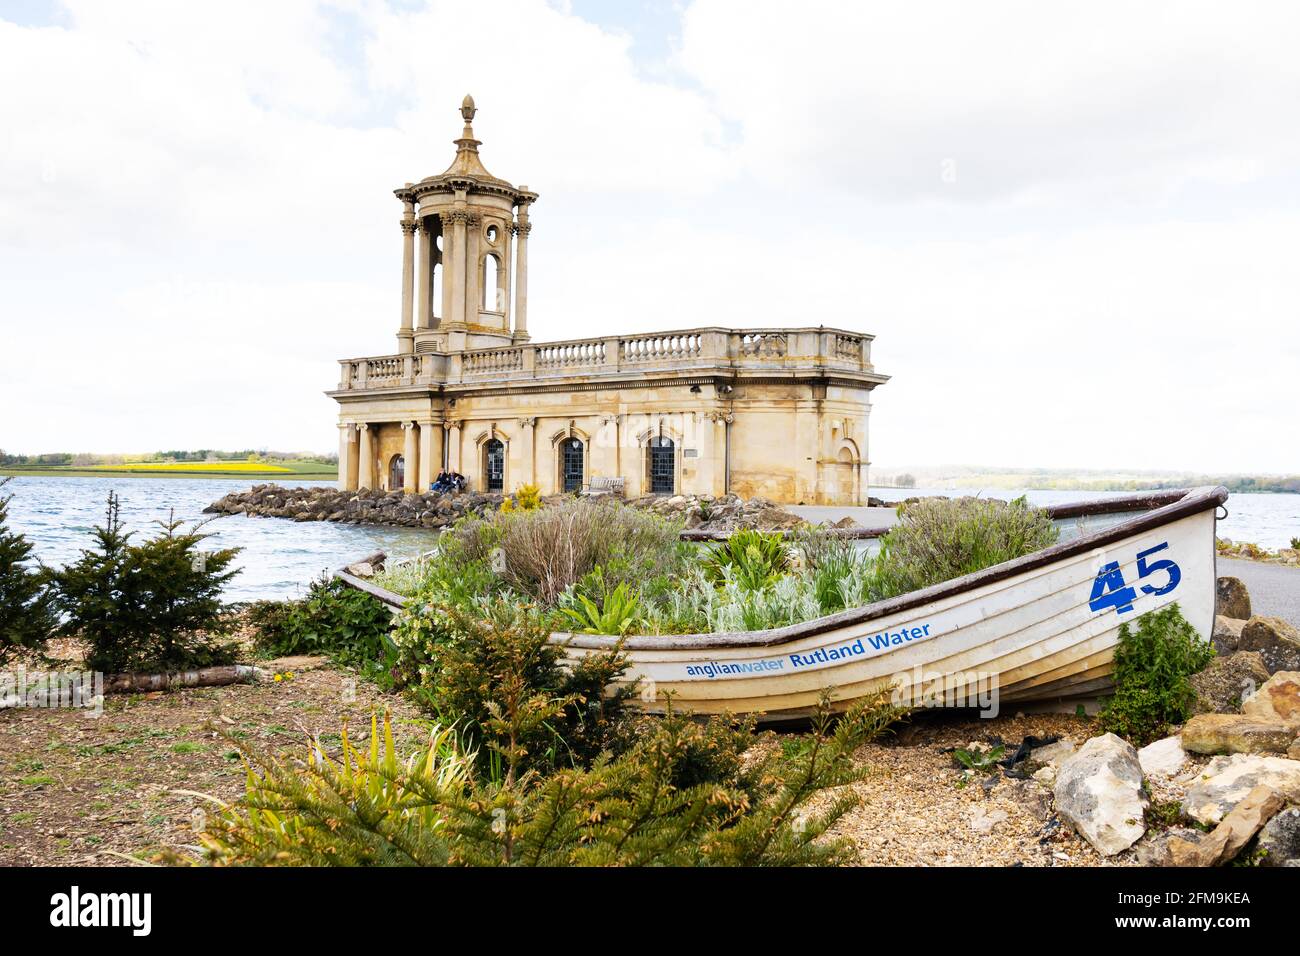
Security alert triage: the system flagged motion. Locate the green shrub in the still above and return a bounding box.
[0,477,57,663]
[1291,536,1300,551]
[875,496,1058,598]
[794,528,875,613]
[247,575,394,670]
[394,599,634,778]
[558,579,645,636]
[451,498,685,604]
[702,529,791,591]
[50,494,240,673]
[199,713,474,866]
[1099,603,1214,745]
[196,690,907,867]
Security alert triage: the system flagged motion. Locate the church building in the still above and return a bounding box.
[329,96,889,505]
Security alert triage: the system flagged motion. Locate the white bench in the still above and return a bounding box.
[582,476,626,497]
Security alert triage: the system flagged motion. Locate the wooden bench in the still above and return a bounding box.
[582,476,626,497]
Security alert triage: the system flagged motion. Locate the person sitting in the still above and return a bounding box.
[431,470,451,493]
[451,471,467,493]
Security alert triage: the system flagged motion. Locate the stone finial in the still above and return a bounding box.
[461,94,477,123]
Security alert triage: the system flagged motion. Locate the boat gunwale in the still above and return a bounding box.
[334,485,1227,651]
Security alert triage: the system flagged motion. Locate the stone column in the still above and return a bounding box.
[418,420,441,491]
[398,214,416,353]
[357,423,373,490]
[446,422,462,472]
[402,421,418,493]
[501,221,513,327]
[512,209,531,341]
[711,412,730,497]
[449,208,467,328]
[465,211,482,320]
[416,219,433,332]
[516,417,535,487]
[338,423,358,490]
[439,214,454,327]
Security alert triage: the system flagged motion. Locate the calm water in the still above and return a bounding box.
[881,487,1300,551]
[4,476,1297,602]
[3,476,438,603]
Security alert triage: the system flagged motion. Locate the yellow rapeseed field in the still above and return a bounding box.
[91,462,293,473]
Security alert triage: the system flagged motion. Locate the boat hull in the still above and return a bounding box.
[556,489,1223,719]
[338,486,1226,721]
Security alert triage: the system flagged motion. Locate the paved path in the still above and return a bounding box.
[1218,557,1300,630]
[789,505,897,530]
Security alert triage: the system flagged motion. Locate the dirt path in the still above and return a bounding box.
[0,659,430,866]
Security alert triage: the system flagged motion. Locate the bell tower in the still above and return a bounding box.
[394,95,537,354]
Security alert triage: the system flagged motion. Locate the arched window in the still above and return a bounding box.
[432,234,443,319]
[484,438,505,492]
[648,436,675,494]
[389,454,405,491]
[560,438,584,492]
[483,254,500,311]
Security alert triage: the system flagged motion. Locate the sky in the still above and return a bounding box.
[1,0,1297,473]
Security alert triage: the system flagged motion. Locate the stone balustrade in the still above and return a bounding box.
[335,326,873,392]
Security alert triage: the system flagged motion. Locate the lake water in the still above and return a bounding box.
[2,476,438,603]
[4,476,1297,602]
[877,486,1300,551]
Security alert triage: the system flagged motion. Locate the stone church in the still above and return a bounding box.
[330,96,888,505]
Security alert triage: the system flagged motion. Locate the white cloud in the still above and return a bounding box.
[0,0,1295,475]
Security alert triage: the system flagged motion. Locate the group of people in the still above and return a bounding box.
[431,470,467,494]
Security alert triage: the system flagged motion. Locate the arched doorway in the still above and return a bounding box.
[389,454,405,491]
[560,438,584,492]
[484,438,505,492]
[648,436,675,494]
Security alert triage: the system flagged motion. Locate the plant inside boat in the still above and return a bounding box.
[701,529,791,590]
[1098,603,1214,745]
[378,495,1059,639]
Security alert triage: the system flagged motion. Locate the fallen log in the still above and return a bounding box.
[103,665,267,695]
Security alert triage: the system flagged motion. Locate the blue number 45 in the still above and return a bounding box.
[1089,542,1181,615]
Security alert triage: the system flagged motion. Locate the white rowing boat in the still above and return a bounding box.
[339,486,1228,719]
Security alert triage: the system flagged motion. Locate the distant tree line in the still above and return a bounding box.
[1,448,338,466]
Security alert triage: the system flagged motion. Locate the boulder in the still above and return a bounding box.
[1241,671,1300,724]
[1053,733,1149,856]
[1182,754,1300,825]
[1135,827,1204,867]
[1238,616,1300,674]
[1215,577,1252,620]
[1167,785,1285,867]
[1189,651,1270,714]
[1257,806,1300,867]
[1212,615,1246,655]
[1029,738,1078,768]
[1181,713,1299,755]
[1138,735,1188,778]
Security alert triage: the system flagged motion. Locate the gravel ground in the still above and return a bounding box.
[0,649,431,866]
[821,712,1134,867]
[1218,557,1300,629]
